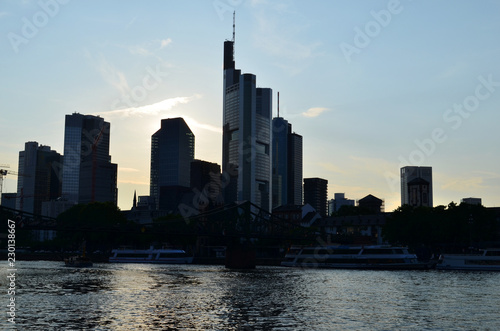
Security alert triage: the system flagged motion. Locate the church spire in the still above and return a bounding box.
[133,190,137,209]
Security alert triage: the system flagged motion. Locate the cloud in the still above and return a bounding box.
[441,176,487,192]
[118,179,149,185]
[89,53,130,95]
[319,162,349,175]
[97,95,201,118]
[160,38,172,49]
[96,94,221,134]
[302,107,328,118]
[128,45,153,56]
[119,167,140,172]
[125,16,137,29]
[251,6,322,75]
[183,117,222,134]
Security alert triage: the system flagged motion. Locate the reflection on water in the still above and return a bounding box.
[1,262,500,330]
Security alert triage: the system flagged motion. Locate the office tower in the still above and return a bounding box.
[222,32,272,212]
[16,142,62,214]
[272,117,303,209]
[190,160,223,209]
[150,118,195,210]
[304,177,328,217]
[62,113,117,205]
[328,193,355,215]
[400,166,433,207]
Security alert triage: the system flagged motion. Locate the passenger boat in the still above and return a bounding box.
[281,245,432,270]
[109,247,193,264]
[436,248,500,271]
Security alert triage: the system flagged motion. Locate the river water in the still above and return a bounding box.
[1,261,499,330]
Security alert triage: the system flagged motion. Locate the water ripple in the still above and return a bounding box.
[1,262,500,330]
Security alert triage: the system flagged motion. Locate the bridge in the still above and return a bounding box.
[0,202,318,268]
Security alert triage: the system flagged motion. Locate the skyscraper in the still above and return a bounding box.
[190,159,223,210]
[62,113,117,205]
[272,117,303,209]
[222,32,272,211]
[400,166,433,207]
[150,117,195,210]
[304,177,328,218]
[16,142,62,214]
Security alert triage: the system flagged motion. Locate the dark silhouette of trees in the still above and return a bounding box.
[383,202,498,249]
[56,202,132,252]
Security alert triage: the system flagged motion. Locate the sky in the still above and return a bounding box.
[1,0,500,212]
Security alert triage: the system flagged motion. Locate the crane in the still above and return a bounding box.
[0,165,19,202]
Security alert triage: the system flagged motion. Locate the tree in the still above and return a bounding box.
[56,202,132,251]
[382,203,498,249]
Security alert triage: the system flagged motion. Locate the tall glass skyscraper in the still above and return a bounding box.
[62,113,117,204]
[272,117,303,209]
[222,39,272,212]
[150,117,194,210]
[16,142,62,214]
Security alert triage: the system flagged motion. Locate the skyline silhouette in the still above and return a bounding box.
[1,1,499,211]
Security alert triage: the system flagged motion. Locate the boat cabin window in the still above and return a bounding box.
[117,253,150,258]
[362,249,393,255]
[158,253,187,258]
[485,250,500,256]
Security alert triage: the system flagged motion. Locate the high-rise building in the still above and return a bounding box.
[304,177,328,218]
[190,160,223,210]
[400,166,433,207]
[16,142,62,214]
[222,35,272,212]
[62,113,117,205]
[272,117,303,209]
[150,117,194,210]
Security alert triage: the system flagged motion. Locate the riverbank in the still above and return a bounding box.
[3,252,282,266]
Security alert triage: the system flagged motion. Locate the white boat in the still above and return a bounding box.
[109,247,194,264]
[281,245,432,270]
[436,248,500,271]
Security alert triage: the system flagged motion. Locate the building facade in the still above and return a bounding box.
[222,39,272,212]
[190,160,223,209]
[150,117,195,210]
[271,118,303,209]
[328,193,355,215]
[303,177,328,218]
[62,113,117,205]
[16,142,62,214]
[358,194,384,214]
[400,166,433,207]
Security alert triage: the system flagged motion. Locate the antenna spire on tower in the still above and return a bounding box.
[232,11,235,42]
[278,92,280,117]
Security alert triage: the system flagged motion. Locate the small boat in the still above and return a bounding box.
[64,240,93,267]
[64,255,93,268]
[109,246,193,264]
[436,248,500,271]
[281,245,432,270]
